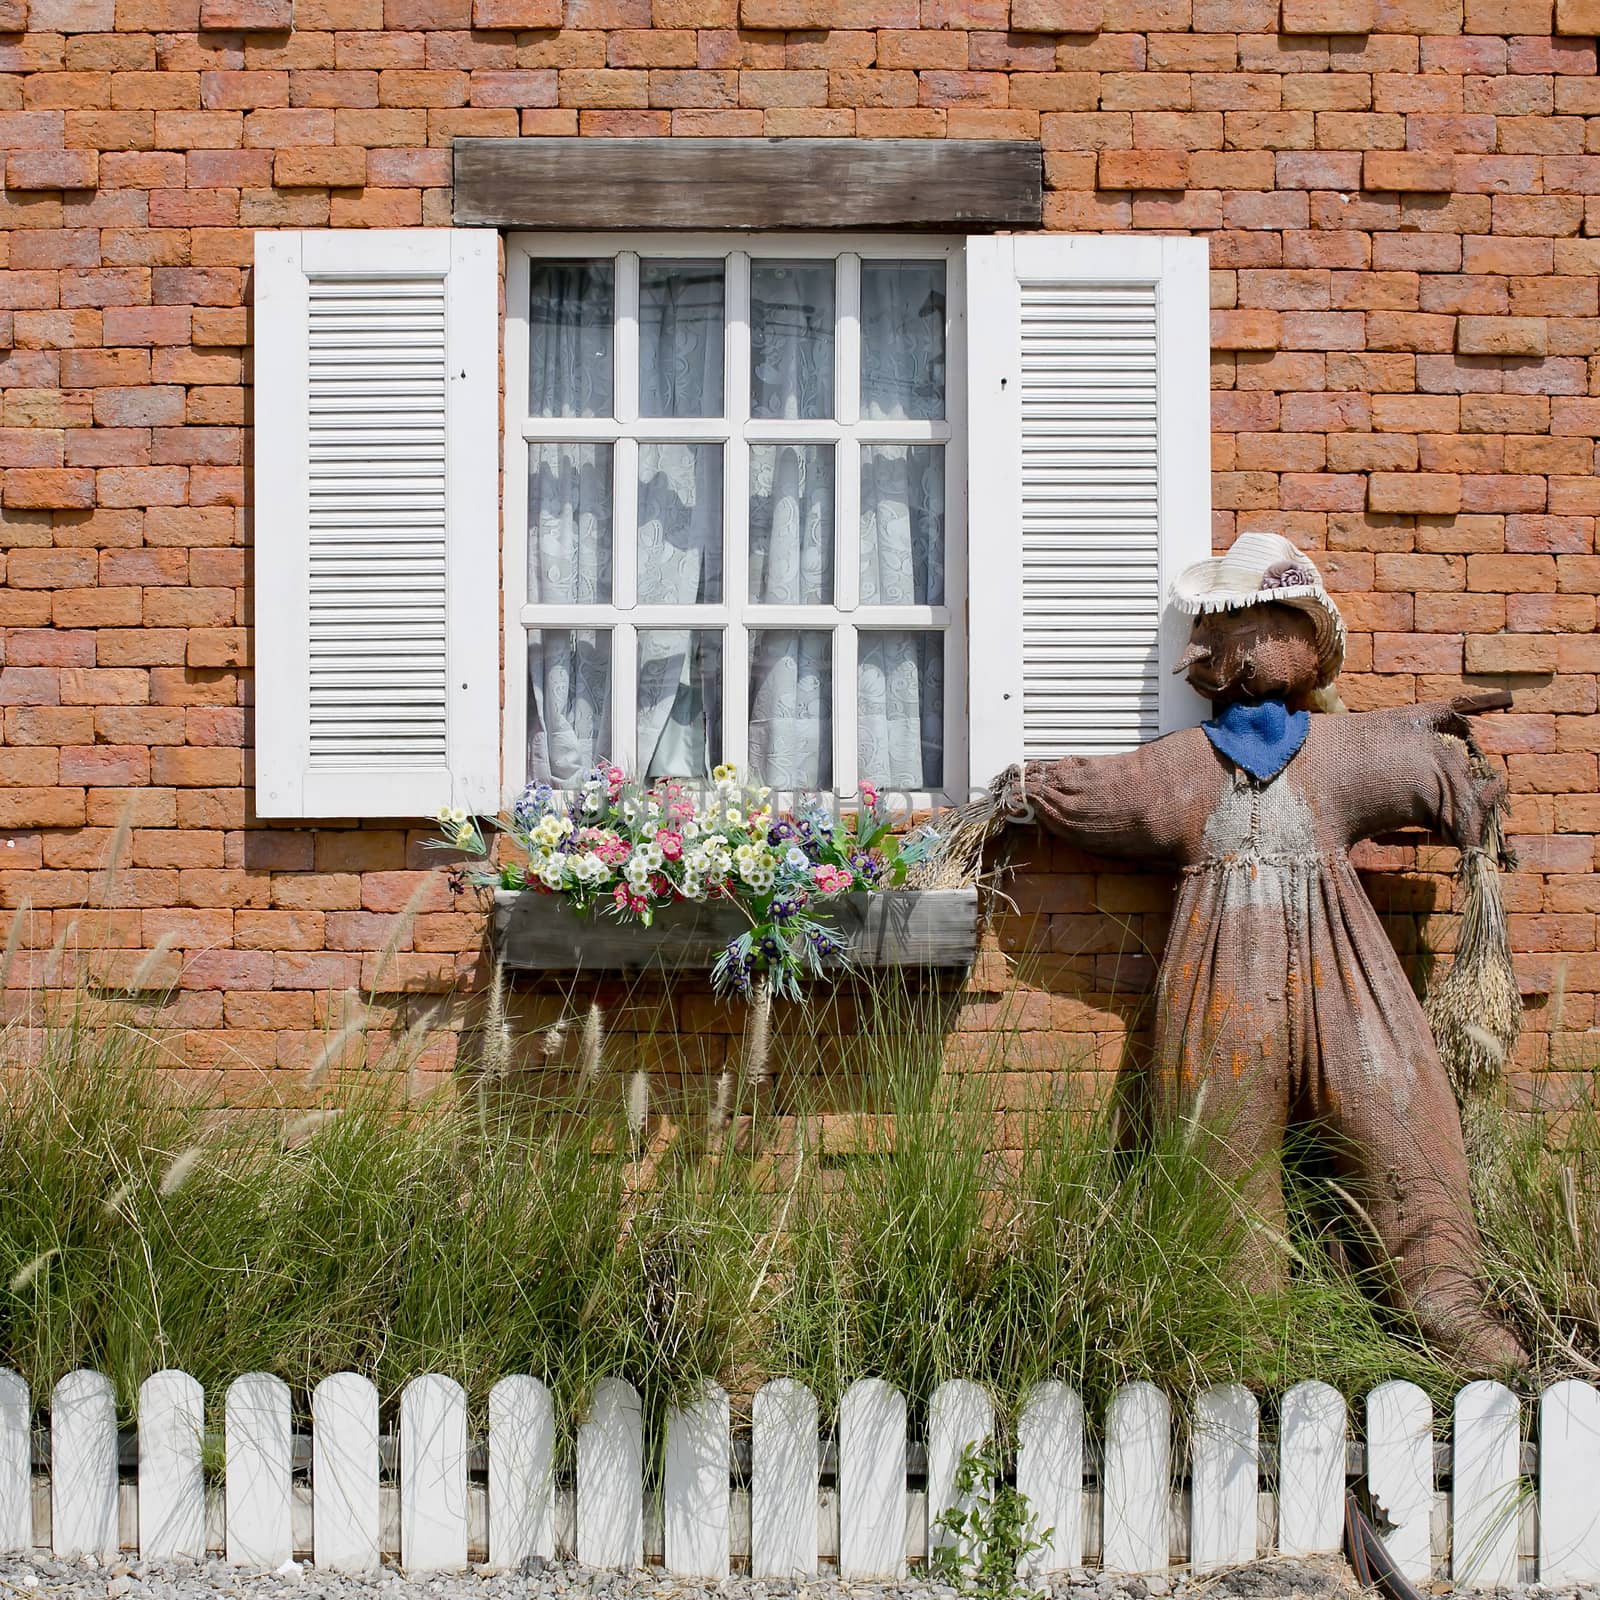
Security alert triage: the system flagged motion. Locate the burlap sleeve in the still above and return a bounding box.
[1327,703,1503,850]
[1014,728,1216,864]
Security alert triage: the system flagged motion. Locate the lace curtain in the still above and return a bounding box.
[527,259,946,790]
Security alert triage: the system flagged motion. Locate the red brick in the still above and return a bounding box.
[1368,472,1463,513]
[3,468,94,508]
[1011,0,1104,24]
[1098,148,1187,189]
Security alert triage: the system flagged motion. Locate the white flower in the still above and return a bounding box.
[539,858,565,890]
[725,806,743,825]
[682,817,701,840]
[680,875,704,900]
[436,805,454,825]
[785,845,809,871]
[448,806,468,825]
[625,856,652,886]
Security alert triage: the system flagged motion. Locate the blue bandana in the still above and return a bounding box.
[1202,698,1309,781]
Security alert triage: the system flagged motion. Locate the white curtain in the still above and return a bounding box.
[526,258,947,790]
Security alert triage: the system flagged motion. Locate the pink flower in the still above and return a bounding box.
[812,864,852,895]
[657,830,683,860]
[860,781,879,807]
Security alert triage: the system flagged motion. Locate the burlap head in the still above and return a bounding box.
[1170,532,1346,688]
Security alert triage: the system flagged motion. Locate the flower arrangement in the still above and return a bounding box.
[432,765,937,999]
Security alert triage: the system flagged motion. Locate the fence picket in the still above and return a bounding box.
[400,1374,468,1574]
[576,1377,643,1571]
[928,1379,993,1565]
[312,1372,380,1574]
[1103,1382,1170,1574]
[138,1370,204,1561]
[52,1370,118,1560]
[1453,1381,1519,1588]
[838,1377,907,1580]
[1368,1380,1433,1583]
[664,1382,729,1580]
[751,1378,818,1579]
[1540,1379,1600,1583]
[488,1375,555,1570]
[0,1370,28,1555]
[1279,1380,1345,1556]
[1017,1380,1083,1577]
[225,1373,291,1568]
[1192,1384,1257,1572]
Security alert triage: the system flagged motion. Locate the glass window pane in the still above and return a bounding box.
[858,631,943,789]
[637,443,722,605]
[528,628,611,784]
[749,443,834,605]
[528,443,612,604]
[638,629,722,780]
[751,261,835,420]
[639,259,724,418]
[860,444,943,605]
[749,630,832,790]
[860,260,946,421]
[528,259,613,419]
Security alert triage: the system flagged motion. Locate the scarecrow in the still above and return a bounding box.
[992,532,1526,1369]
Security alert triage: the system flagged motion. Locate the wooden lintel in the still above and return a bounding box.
[452,138,1042,232]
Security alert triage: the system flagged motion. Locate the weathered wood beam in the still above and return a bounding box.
[453,138,1042,231]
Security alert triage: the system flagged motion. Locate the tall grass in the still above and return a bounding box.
[2,963,1592,1439]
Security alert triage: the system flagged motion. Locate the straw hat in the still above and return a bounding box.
[1170,532,1346,688]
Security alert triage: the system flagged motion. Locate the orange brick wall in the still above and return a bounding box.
[0,0,1596,1107]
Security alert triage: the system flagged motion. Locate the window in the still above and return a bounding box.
[503,235,966,804]
[251,227,1209,822]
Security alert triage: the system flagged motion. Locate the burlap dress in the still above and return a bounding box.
[1020,699,1520,1366]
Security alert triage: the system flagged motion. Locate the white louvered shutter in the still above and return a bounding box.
[966,235,1212,783]
[253,229,499,819]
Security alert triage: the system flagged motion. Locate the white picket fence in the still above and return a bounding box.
[5,1370,1600,1585]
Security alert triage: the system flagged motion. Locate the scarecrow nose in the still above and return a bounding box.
[1174,641,1211,674]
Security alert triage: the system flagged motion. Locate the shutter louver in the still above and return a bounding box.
[254,230,500,820]
[966,235,1211,786]
[306,276,450,768]
[1020,282,1161,758]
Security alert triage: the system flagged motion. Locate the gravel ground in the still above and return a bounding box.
[0,1553,1384,1600]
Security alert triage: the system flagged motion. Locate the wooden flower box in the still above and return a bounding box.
[491,886,979,974]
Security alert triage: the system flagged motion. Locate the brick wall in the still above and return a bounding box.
[0,0,1597,1108]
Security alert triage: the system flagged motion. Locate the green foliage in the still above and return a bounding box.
[7,963,1592,1444]
[930,1441,1051,1600]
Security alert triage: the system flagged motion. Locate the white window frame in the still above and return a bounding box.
[502,231,969,811]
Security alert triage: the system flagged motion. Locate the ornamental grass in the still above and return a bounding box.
[0,950,1592,1438]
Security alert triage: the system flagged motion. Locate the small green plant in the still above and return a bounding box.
[930,1440,1051,1600]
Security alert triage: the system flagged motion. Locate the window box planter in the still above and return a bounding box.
[491,886,979,974]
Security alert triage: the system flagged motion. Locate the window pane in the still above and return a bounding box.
[528,443,612,604]
[749,630,832,790]
[528,628,611,784]
[637,443,723,605]
[749,443,834,605]
[860,444,944,605]
[528,260,613,419]
[859,631,943,789]
[751,262,835,420]
[860,261,946,421]
[639,259,724,418]
[638,629,722,780]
